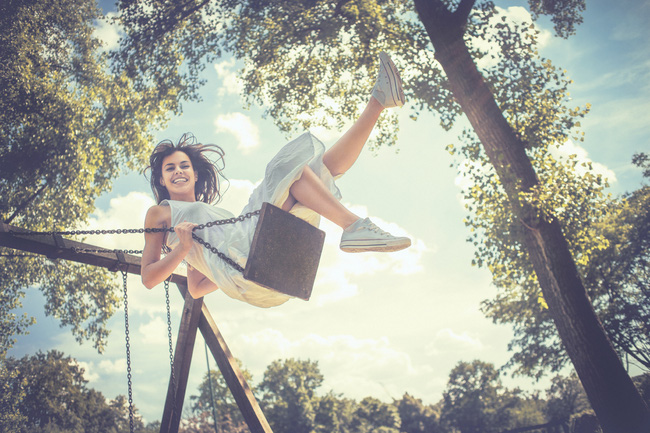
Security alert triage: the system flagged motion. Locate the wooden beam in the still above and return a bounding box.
[0,222,186,284]
[160,284,204,433]
[199,304,274,433]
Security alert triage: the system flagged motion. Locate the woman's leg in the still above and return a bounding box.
[322,51,405,177]
[322,97,384,177]
[285,165,359,229]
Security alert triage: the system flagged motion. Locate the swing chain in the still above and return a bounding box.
[121,270,135,433]
[8,210,261,273]
[164,279,178,419]
[191,209,260,273]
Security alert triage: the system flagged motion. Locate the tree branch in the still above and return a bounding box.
[5,182,48,225]
[454,0,476,26]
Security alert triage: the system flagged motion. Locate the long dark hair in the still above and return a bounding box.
[145,133,227,204]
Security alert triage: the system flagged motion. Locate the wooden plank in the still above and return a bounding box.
[160,285,203,433]
[244,203,325,300]
[198,303,274,433]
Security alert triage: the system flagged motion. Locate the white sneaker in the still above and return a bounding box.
[371,52,406,108]
[340,218,411,253]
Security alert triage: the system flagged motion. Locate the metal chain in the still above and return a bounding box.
[121,270,135,433]
[164,279,178,419]
[8,210,261,272]
[192,210,260,273]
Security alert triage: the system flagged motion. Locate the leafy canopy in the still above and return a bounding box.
[1,0,172,354]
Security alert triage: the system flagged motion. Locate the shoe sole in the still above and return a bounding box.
[379,52,405,107]
[340,238,411,253]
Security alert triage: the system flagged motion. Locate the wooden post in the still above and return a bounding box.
[159,285,203,433]
[199,303,274,433]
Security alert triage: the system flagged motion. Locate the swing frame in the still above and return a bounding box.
[0,222,275,433]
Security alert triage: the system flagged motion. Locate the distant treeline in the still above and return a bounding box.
[3,350,649,433]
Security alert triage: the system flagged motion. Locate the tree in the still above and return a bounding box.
[313,391,357,433]
[4,350,151,433]
[258,358,324,433]
[395,393,442,433]
[441,360,520,433]
[480,153,650,377]
[582,165,650,370]
[350,396,401,433]
[0,357,26,432]
[545,373,590,428]
[0,0,171,355]
[110,1,650,431]
[187,361,253,432]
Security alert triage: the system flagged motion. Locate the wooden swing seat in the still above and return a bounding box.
[243,203,325,301]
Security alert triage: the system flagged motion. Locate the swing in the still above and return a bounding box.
[1,221,279,433]
[189,202,325,300]
[3,202,326,299]
[243,202,325,300]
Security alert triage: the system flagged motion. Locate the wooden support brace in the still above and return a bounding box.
[160,284,204,433]
[198,303,274,433]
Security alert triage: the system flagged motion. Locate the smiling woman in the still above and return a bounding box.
[140,52,413,308]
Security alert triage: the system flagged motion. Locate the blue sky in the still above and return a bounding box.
[9,0,650,424]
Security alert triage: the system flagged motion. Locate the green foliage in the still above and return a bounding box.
[350,396,400,433]
[545,373,590,424]
[187,355,594,433]
[0,356,27,432]
[447,6,648,379]
[3,350,152,433]
[581,180,650,370]
[527,0,585,37]
[188,358,253,431]
[395,393,442,433]
[258,358,324,433]
[1,0,171,353]
[313,391,357,433]
[441,360,516,433]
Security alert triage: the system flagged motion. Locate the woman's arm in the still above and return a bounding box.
[187,265,219,299]
[141,205,195,289]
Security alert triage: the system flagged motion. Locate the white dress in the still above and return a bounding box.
[162,132,340,308]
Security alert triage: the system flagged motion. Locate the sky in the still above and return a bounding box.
[8,0,650,424]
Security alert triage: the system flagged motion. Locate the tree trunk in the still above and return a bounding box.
[412,1,650,432]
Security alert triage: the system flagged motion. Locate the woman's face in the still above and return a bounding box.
[160,150,198,201]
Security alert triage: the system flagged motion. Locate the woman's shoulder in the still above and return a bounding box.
[145,204,171,228]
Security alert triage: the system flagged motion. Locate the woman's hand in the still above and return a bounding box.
[175,221,198,253]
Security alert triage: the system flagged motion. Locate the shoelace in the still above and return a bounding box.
[366,222,392,237]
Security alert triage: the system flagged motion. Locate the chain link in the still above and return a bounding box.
[164,279,178,420]
[8,209,261,273]
[121,270,135,433]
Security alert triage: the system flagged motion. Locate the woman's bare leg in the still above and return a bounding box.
[284,166,359,229]
[322,97,384,177]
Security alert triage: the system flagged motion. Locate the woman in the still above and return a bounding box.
[141,52,410,308]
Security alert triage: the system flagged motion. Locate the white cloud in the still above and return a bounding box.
[94,12,122,51]
[550,140,617,183]
[214,59,243,96]
[99,358,128,374]
[214,112,260,153]
[76,358,127,383]
[239,328,419,400]
[311,204,428,306]
[218,178,257,215]
[85,191,155,250]
[76,360,100,382]
[138,316,170,344]
[427,328,484,355]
